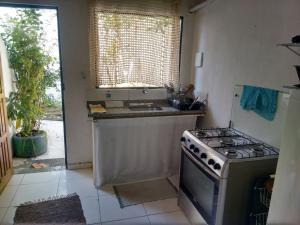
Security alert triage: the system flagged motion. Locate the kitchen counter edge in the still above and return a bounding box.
[90,109,205,120]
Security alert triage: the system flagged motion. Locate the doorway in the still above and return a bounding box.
[0,5,66,174]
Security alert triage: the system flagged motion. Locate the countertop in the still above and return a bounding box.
[88,100,205,120]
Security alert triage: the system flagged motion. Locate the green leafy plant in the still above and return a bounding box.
[1,9,59,137]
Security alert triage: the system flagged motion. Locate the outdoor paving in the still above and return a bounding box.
[13,120,65,174]
[36,120,65,160]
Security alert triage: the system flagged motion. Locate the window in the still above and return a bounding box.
[89,0,181,88]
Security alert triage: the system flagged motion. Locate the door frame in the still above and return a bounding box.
[0,3,68,168]
[0,55,13,193]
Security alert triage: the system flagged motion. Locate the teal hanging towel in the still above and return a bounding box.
[240,85,278,121]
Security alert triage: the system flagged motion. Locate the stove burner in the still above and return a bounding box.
[225,149,238,158]
[192,128,239,139]
[195,131,206,137]
[218,130,229,137]
[252,146,265,157]
[219,138,234,146]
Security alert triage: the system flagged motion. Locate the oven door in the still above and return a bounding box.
[180,147,220,225]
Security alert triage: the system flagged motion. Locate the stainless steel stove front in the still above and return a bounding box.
[179,144,278,225]
[179,147,227,225]
[178,189,210,225]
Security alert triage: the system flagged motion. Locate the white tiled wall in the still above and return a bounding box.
[86,88,167,101]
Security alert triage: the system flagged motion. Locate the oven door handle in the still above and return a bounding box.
[182,147,221,181]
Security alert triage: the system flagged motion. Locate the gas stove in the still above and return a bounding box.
[180,127,279,178]
[178,86,284,225]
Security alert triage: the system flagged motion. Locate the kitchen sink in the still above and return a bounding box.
[128,103,162,111]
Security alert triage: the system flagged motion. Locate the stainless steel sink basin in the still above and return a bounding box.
[128,103,162,111]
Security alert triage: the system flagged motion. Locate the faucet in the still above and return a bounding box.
[142,88,149,94]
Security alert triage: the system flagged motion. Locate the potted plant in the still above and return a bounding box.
[1,9,59,157]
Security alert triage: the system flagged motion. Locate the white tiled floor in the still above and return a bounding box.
[0,169,191,225]
[0,186,18,207]
[0,207,7,222]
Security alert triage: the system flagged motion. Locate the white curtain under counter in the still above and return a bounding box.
[93,115,198,187]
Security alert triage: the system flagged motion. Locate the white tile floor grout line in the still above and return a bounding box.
[0,207,9,224]
[96,190,102,223]
[100,215,150,224]
[147,215,152,225]
[19,174,25,185]
[141,203,152,224]
[143,204,151,225]
[56,170,63,196]
[97,193,182,223]
[145,209,180,216]
[8,183,21,207]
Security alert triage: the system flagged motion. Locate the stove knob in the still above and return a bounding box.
[180,137,186,142]
[214,163,221,170]
[193,148,200,153]
[189,144,195,150]
[208,159,215,165]
[200,153,207,159]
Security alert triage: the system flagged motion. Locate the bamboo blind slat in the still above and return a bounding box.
[89,0,180,88]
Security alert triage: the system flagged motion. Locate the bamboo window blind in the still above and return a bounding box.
[89,0,181,88]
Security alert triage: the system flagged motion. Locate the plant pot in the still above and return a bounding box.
[12,130,47,158]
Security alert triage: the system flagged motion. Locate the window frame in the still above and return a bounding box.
[94,15,184,89]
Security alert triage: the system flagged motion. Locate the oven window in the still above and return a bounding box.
[180,151,219,225]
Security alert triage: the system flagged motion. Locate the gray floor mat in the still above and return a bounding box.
[114,178,177,208]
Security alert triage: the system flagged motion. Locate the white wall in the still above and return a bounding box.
[191,0,300,128]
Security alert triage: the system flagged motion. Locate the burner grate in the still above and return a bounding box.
[191,128,240,138]
[217,144,278,159]
[190,128,279,159]
[200,136,257,149]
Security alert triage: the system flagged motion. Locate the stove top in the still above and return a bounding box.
[189,128,278,159]
[181,127,279,177]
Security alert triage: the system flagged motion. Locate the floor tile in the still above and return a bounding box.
[0,186,18,207]
[21,171,60,184]
[0,207,7,222]
[99,195,146,222]
[1,207,16,225]
[148,211,190,225]
[60,168,93,181]
[98,185,115,197]
[7,174,24,186]
[102,216,150,225]
[143,198,180,215]
[11,182,58,206]
[80,196,101,224]
[58,178,98,198]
